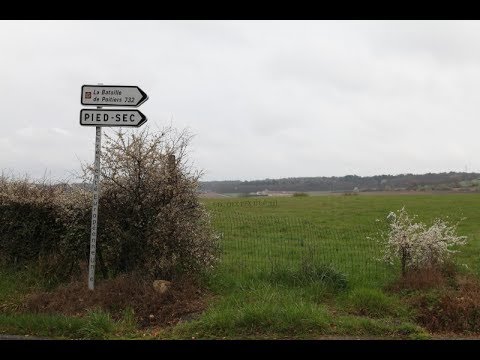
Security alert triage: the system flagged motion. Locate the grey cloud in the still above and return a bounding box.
[1,20,480,182]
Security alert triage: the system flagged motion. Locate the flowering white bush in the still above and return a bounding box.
[381,207,467,275]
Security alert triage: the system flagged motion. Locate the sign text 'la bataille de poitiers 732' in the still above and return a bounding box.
[81,85,148,107]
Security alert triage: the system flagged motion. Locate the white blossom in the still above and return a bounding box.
[380,207,467,272]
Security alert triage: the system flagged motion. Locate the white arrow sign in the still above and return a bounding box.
[81,85,148,107]
[80,109,147,127]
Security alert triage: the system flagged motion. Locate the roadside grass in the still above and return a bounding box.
[0,269,142,339]
[169,262,426,339]
[0,267,42,306]
[166,280,427,339]
[340,287,411,319]
[0,309,139,339]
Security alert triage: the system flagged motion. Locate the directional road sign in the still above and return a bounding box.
[80,109,147,127]
[80,83,149,291]
[81,85,148,107]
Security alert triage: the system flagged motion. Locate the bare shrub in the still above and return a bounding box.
[409,274,480,333]
[80,126,220,280]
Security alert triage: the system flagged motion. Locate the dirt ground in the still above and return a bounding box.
[22,274,211,328]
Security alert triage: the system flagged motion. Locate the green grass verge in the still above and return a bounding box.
[166,280,427,339]
[0,309,138,339]
[0,268,139,339]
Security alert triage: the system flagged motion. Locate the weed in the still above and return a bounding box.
[346,288,406,318]
[263,263,348,292]
[79,309,115,339]
[171,283,331,338]
[0,313,84,339]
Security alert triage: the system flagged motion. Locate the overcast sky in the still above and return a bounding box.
[1,20,480,182]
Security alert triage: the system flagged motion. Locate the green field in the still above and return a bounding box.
[205,194,480,282]
[169,194,480,339]
[1,193,480,339]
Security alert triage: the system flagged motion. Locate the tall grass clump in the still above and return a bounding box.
[346,288,407,318]
[264,262,348,291]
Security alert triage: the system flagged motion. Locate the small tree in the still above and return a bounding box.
[81,126,220,280]
[380,207,467,276]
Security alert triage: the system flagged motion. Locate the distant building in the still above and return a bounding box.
[250,189,294,197]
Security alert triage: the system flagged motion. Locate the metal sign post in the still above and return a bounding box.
[82,83,149,291]
[88,122,101,290]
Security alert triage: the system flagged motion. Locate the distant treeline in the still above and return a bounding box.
[200,172,480,194]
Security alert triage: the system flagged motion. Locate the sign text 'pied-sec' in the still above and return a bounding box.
[80,109,147,127]
[81,85,148,107]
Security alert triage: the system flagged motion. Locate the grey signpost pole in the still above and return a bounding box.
[88,86,103,291]
[88,123,101,290]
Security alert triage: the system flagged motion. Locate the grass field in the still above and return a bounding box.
[169,194,480,339]
[205,194,480,280]
[1,193,480,339]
